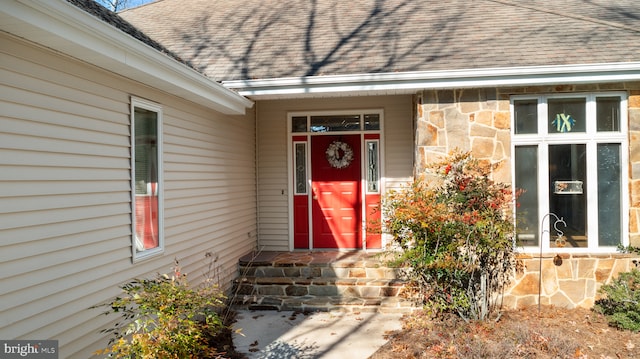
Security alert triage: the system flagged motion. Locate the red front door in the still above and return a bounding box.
[311,135,361,249]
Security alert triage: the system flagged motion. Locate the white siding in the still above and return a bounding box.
[256,96,413,251]
[0,34,256,358]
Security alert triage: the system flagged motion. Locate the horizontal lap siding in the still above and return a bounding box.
[0,34,133,357]
[256,96,413,251]
[161,104,257,289]
[0,34,256,358]
[383,96,414,189]
[256,102,289,250]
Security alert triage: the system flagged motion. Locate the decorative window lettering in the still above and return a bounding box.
[551,113,575,132]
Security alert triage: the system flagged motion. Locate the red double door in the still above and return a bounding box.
[294,134,380,250]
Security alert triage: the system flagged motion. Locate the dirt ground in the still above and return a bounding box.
[370,306,640,359]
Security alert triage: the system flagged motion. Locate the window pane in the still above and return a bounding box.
[364,114,380,130]
[310,115,360,132]
[549,144,586,248]
[598,144,621,246]
[366,141,379,192]
[292,116,307,132]
[515,146,539,246]
[514,99,538,134]
[548,98,586,133]
[134,107,159,252]
[294,143,307,194]
[596,97,621,132]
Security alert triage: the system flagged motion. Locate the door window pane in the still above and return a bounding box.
[548,144,587,248]
[597,144,621,246]
[364,114,380,130]
[292,116,308,132]
[366,140,379,193]
[294,142,307,194]
[596,97,621,132]
[310,115,360,132]
[514,99,538,134]
[548,98,586,133]
[515,146,539,246]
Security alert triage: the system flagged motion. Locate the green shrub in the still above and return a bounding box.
[593,268,640,332]
[382,151,518,321]
[93,260,228,358]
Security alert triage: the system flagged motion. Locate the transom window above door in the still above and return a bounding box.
[291,112,380,133]
[511,93,628,252]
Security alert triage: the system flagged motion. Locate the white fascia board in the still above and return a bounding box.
[1,0,253,115]
[223,63,640,99]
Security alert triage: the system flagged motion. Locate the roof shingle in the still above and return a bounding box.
[68,0,191,67]
[120,0,640,82]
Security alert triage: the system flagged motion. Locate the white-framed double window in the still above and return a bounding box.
[131,97,163,260]
[511,92,628,252]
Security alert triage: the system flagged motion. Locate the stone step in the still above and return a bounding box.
[234,276,407,297]
[232,251,419,313]
[238,265,401,280]
[233,295,416,314]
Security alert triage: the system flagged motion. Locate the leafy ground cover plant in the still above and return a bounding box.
[382,151,518,320]
[93,259,231,358]
[593,268,640,332]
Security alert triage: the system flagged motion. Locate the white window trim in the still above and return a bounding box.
[131,97,164,261]
[511,92,629,253]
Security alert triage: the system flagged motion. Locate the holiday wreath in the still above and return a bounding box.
[325,140,354,169]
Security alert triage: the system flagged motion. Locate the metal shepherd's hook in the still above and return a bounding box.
[538,213,567,313]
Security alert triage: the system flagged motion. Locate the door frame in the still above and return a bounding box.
[287,109,385,251]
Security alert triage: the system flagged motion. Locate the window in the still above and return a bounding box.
[294,142,307,194]
[291,111,382,133]
[512,93,627,252]
[131,98,163,259]
[365,139,380,193]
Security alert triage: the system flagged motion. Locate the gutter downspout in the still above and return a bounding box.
[253,102,262,252]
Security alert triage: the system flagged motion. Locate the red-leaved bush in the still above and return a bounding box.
[383,151,519,320]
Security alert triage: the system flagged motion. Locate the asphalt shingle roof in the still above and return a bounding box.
[120,0,640,82]
[67,0,190,67]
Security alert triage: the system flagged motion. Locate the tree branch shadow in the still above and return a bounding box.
[175,0,465,80]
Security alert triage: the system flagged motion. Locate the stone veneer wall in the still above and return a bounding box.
[506,253,638,309]
[414,82,640,308]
